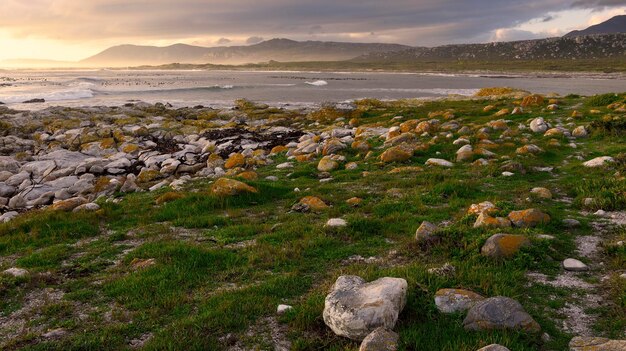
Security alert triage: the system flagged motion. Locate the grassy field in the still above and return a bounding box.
[0,92,625,350]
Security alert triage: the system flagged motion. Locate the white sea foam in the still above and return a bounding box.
[305,80,328,86]
[0,87,95,104]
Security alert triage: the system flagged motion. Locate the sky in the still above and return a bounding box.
[0,0,625,62]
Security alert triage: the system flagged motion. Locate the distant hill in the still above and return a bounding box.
[80,39,411,67]
[352,34,626,63]
[565,15,626,37]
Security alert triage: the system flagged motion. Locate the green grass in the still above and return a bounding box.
[1,93,625,350]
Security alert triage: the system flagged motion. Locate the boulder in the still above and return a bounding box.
[572,126,588,138]
[463,296,540,332]
[51,197,88,211]
[563,258,589,272]
[529,118,548,133]
[425,158,454,167]
[359,327,399,351]
[569,337,626,351]
[474,213,511,229]
[323,275,407,340]
[292,196,329,212]
[318,156,339,172]
[508,209,550,228]
[210,178,257,196]
[325,218,347,228]
[481,234,530,258]
[415,221,439,242]
[583,156,614,168]
[434,289,485,314]
[380,145,413,163]
[530,187,552,199]
[0,156,20,173]
[468,201,498,216]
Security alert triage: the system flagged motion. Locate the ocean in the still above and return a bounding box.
[1,69,625,110]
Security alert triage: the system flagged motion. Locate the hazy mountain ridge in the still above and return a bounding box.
[352,34,626,63]
[81,38,411,66]
[565,15,626,37]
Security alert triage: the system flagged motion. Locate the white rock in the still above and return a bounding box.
[563,258,589,272]
[529,117,548,133]
[502,172,514,177]
[326,218,347,227]
[277,304,293,315]
[425,158,454,167]
[583,156,614,168]
[323,275,407,340]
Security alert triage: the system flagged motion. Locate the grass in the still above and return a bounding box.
[0,93,624,350]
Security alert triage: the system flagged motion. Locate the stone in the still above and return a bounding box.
[276,162,294,169]
[474,213,511,229]
[563,258,589,272]
[73,203,101,212]
[477,344,511,351]
[521,94,544,107]
[325,218,347,227]
[516,144,543,154]
[277,304,293,315]
[359,327,399,351]
[481,234,531,258]
[51,197,88,211]
[8,194,27,209]
[210,178,257,196]
[530,187,552,199]
[456,145,474,162]
[572,126,588,138]
[508,209,550,228]
[346,197,363,207]
[225,153,245,169]
[323,275,407,340]
[569,337,626,351]
[0,211,19,223]
[0,156,20,173]
[318,156,339,172]
[529,117,548,133]
[3,267,28,277]
[463,296,540,332]
[293,196,329,212]
[583,156,614,168]
[434,288,485,314]
[380,145,413,163]
[425,158,454,167]
[468,201,498,216]
[415,221,439,242]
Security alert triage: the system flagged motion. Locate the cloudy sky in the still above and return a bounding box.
[0,0,625,61]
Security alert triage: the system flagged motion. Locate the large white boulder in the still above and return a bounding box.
[323,275,407,341]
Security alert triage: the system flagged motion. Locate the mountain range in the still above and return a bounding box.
[80,39,410,66]
[564,15,626,37]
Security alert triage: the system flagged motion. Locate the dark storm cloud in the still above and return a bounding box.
[1,0,624,46]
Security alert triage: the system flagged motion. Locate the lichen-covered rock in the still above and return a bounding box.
[51,197,88,211]
[569,337,626,351]
[224,153,245,169]
[380,145,413,163]
[508,209,550,228]
[468,201,498,216]
[318,156,339,172]
[323,275,407,341]
[474,213,511,229]
[293,196,328,212]
[481,234,531,258]
[530,187,552,199]
[415,221,439,242]
[359,327,399,351]
[210,178,257,196]
[463,296,540,332]
[521,94,544,107]
[435,289,485,314]
[572,126,588,138]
